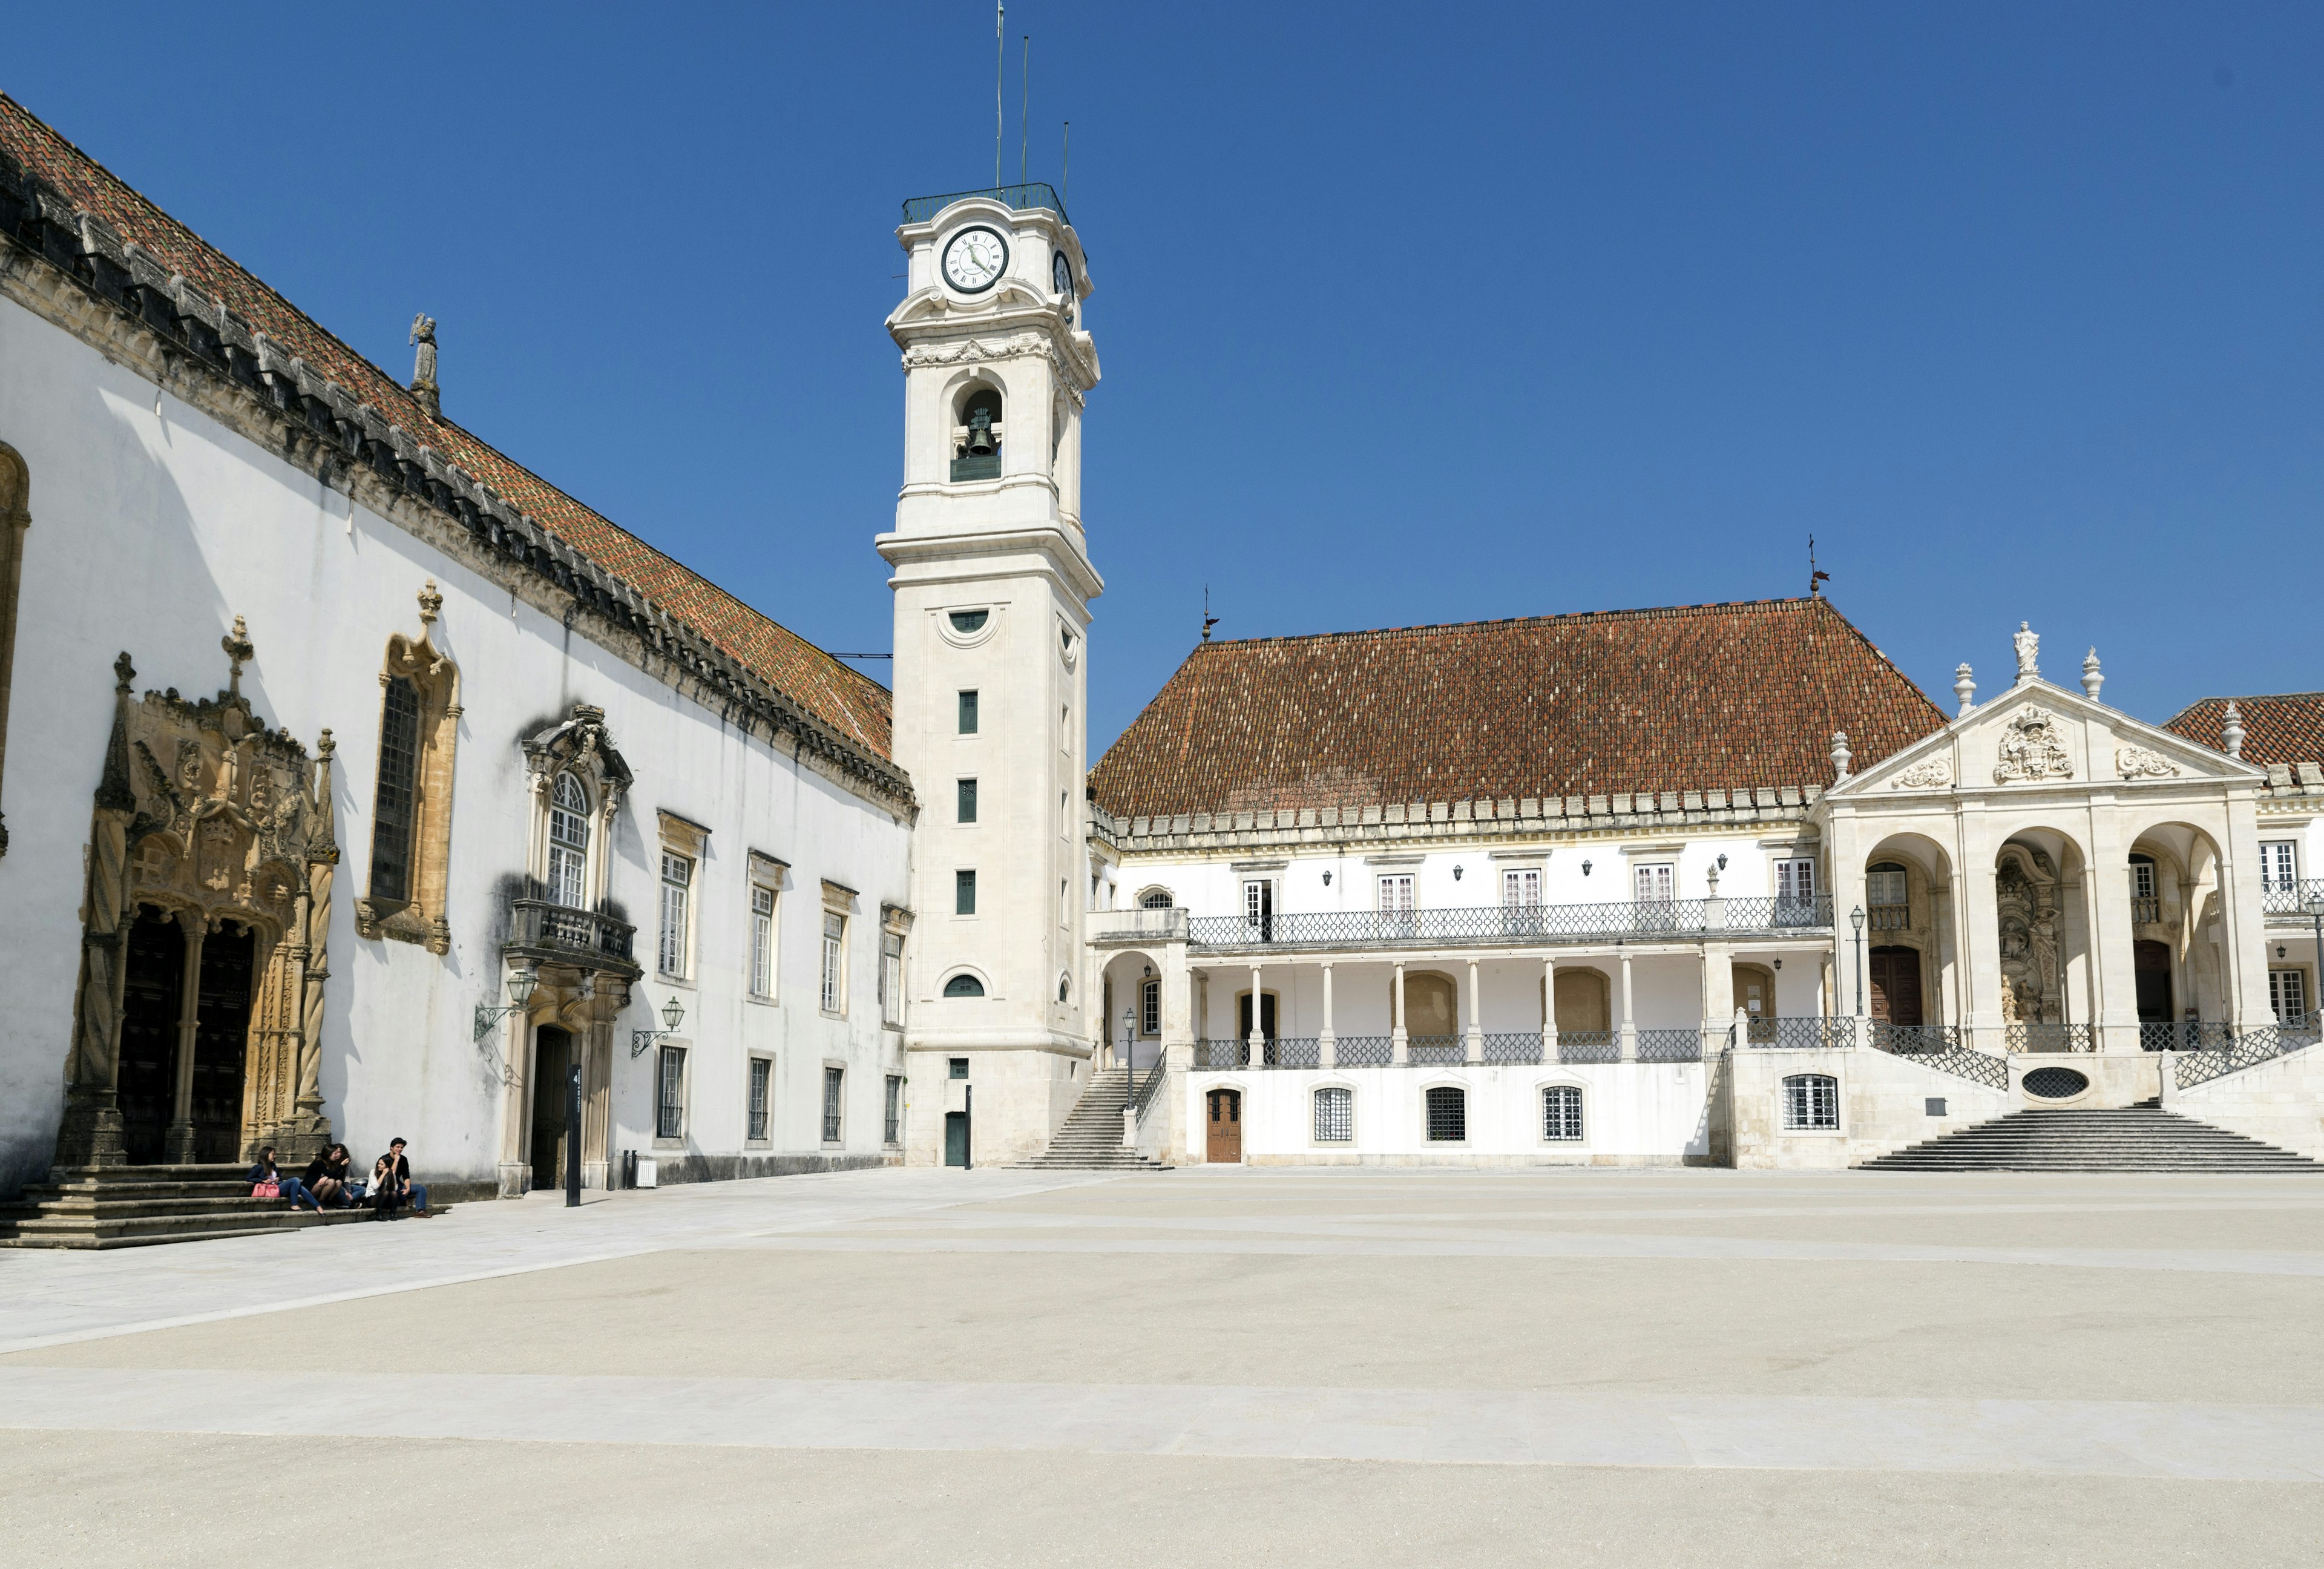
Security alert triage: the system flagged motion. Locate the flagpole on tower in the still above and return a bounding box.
[1019,35,1031,186]
[995,4,1006,189]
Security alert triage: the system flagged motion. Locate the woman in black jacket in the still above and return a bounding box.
[302,1143,354,1208]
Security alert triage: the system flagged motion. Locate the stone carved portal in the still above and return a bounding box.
[1995,847,2064,1027]
[54,633,338,1170]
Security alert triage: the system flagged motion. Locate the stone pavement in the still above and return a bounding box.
[4,1165,2323,1566]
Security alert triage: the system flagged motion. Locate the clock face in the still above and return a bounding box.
[1052,252,1072,297]
[942,226,1009,294]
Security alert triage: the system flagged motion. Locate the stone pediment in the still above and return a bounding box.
[1830,677,2260,801]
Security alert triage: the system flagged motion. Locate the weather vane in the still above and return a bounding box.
[1202,585,1219,643]
[1808,536,1831,599]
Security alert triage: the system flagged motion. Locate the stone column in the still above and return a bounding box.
[2084,806,2136,1052]
[1465,958,1483,1064]
[497,998,533,1199]
[1247,963,1264,1066]
[162,915,208,1163]
[1541,955,1557,1061]
[1702,941,1734,1053]
[54,654,141,1171]
[1391,961,1408,1065]
[1319,962,1336,1068]
[1618,949,1636,1062]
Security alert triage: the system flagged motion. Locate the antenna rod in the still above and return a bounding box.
[1019,35,1031,186]
[1063,121,1070,208]
[995,4,1005,188]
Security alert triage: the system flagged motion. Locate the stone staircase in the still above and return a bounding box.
[0,1164,382,1249]
[1013,1068,1172,1171]
[1859,1102,2322,1174]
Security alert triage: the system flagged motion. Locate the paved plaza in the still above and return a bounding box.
[4,1166,2323,1566]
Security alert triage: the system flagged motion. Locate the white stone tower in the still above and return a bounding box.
[878,187,1101,1165]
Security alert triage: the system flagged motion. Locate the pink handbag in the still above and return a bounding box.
[252,1180,280,1198]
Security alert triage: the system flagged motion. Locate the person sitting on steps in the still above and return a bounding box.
[303,1143,355,1208]
[247,1146,322,1212]
[371,1137,433,1220]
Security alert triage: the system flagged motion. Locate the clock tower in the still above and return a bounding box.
[878,186,1101,1165]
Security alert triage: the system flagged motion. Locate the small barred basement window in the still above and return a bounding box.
[1425,1085,1466,1142]
[1314,1087,1353,1143]
[1782,1073,1839,1131]
[1542,1085,1584,1142]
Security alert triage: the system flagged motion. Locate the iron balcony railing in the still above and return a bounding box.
[2004,1023,2098,1054]
[1407,1036,1465,1065]
[506,898,638,972]
[901,182,1069,226]
[1558,1030,1620,1064]
[1187,895,1832,953]
[1735,1016,2009,1088]
[1335,1036,1394,1067]
[2262,879,2324,918]
[2141,1021,2234,1053]
[1267,1038,1323,1070]
[1636,1028,1704,1063]
[1195,1038,1247,1069]
[1482,1033,1544,1065]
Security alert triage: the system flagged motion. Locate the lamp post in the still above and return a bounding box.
[473,968,539,1043]
[2307,891,2324,1034]
[1121,1005,1137,1131]
[629,993,689,1058]
[1851,904,1866,1018]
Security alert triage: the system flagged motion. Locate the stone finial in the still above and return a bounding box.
[1953,663,1975,717]
[418,579,442,627]
[2222,701,2245,760]
[221,614,254,697]
[2081,648,2103,701]
[113,650,137,694]
[1830,729,1852,781]
[2014,620,2040,680]
[409,313,440,418]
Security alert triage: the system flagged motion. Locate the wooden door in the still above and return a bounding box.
[530,1027,572,1191]
[2134,941,2173,1024]
[1206,1088,1242,1163]
[1868,947,1923,1027]
[116,909,185,1166]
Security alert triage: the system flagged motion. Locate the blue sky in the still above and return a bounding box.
[10,3,2320,752]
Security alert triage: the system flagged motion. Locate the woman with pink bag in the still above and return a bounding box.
[245,1146,323,1212]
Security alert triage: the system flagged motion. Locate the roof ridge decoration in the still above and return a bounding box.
[0,93,902,799]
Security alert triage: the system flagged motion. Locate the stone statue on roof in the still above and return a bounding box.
[2014,620,2039,680]
[409,313,440,417]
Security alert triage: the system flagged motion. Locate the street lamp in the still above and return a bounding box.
[1850,904,1867,1017]
[629,993,688,1058]
[1121,1006,1137,1120]
[473,968,538,1042]
[2306,890,2324,1033]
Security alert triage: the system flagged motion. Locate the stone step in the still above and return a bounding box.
[0,1206,376,1248]
[1860,1106,2320,1174]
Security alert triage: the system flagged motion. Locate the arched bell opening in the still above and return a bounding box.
[950,385,1004,482]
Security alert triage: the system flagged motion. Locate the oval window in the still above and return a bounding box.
[949,610,989,634]
[943,973,986,998]
[2021,1067,2089,1099]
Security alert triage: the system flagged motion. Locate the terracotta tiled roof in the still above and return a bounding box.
[2164,694,2324,768]
[0,94,891,760]
[1091,597,1948,821]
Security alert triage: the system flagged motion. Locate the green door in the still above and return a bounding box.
[944,1112,968,1167]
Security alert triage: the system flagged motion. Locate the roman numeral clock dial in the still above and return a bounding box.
[942,226,1009,293]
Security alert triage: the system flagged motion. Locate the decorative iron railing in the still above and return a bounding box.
[1334,1035,1394,1067]
[1636,1028,1704,1062]
[1195,1038,1247,1069]
[1134,1053,1171,1118]
[1482,1033,1544,1065]
[2260,879,2324,918]
[900,182,1069,225]
[1267,1037,1322,1070]
[1867,1022,2008,1089]
[1558,1030,1620,1064]
[1407,1035,1465,1066]
[1743,1016,1859,1050]
[2003,1023,2097,1054]
[1186,896,1832,953]
[506,898,638,969]
[2175,1018,2323,1089]
[2141,1021,2234,1052]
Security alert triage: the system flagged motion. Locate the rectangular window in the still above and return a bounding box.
[2271,969,2310,1025]
[1783,1074,1840,1131]
[658,852,692,978]
[657,1045,686,1140]
[1314,1086,1352,1142]
[820,912,845,1013]
[1633,862,1675,903]
[822,1065,844,1143]
[1501,868,1541,908]
[747,1058,770,1142]
[957,777,979,823]
[1777,857,1817,906]
[881,930,905,1027]
[958,689,979,735]
[956,869,977,916]
[750,885,776,998]
[369,676,421,904]
[950,1057,970,1080]
[1865,866,1905,907]
[1543,1085,1584,1141]
[1376,874,1414,913]
[2129,862,2156,901]
[1243,880,1273,928]
[1141,978,1161,1036]
[2260,842,2299,893]
[884,1075,902,1145]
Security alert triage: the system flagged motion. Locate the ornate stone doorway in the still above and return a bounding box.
[529,1025,574,1191]
[116,910,185,1164]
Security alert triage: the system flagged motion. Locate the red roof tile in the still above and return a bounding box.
[0,94,891,760]
[2164,694,2324,768]
[1091,597,1948,821]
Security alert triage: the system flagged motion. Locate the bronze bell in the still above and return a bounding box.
[965,408,997,456]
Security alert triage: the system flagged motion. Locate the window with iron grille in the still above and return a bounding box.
[747,1058,770,1142]
[1141,978,1161,1036]
[750,884,776,998]
[822,1066,844,1143]
[547,772,590,907]
[957,689,979,734]
[2260,842,2299,892]
[2271,969,2310,1025]
[884,1075,902,1145]
[821,911,845,1013]
[658,852,692,978]
[880,930,904,1026]
[1140,889,1174,909]
[657,1045,686,1139]
[368,676,421,904]
[1314,1086,1353,1142]
[1501,867,1541,908]
[1782,1073,1839,1131]
[1542,1084,1584,1141]
[1425,1085,1466,1142]
[957,777,978,823]
[956,869,977,916]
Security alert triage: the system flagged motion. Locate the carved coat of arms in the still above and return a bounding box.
[1993,706,2073,784]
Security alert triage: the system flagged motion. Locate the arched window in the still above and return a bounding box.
[368,676,421,903]
[353,581,462,953]
[547,772,591,907]
[1140,889,1174,910]
[944,973,986,998]
[1542,1085,1584,1142]
[1425,1085,1466,1142]
[1057,974,1071,1004]
[1313,1086,1353,1142]
[951,387,1003,481]
[1783,1073,1839,1131]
